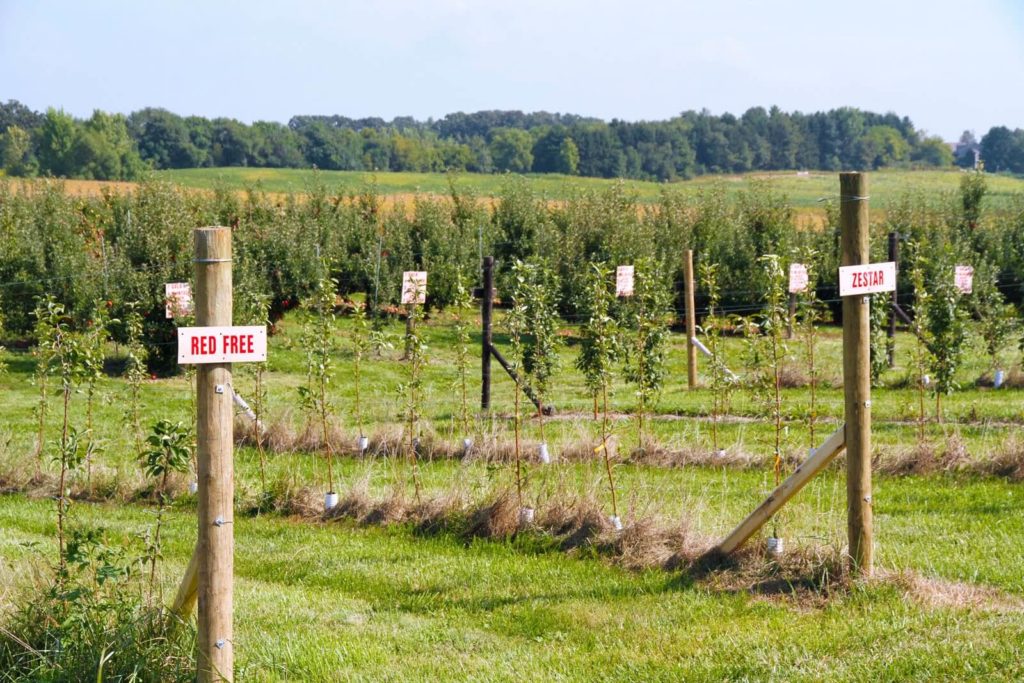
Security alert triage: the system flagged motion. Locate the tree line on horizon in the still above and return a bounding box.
[0,98,1020,182]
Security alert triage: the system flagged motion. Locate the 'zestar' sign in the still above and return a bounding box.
[178,326,267,364]
[838,261,896,297]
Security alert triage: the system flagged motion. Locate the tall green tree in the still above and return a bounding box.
[489,128,534,172]
[36,108,80,177]
[1,124,37,176]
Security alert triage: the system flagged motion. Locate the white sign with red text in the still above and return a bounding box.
[401,271,427,305]
[788,263,809,293]
[165,282,193,319]
[838,261,896,297]
[616,265,634,297]
[178,326,267,364]
[955,265,974,294]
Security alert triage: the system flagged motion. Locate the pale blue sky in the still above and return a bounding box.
[1,0,1021,140]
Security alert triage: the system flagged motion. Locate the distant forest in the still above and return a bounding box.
[0,99,1019,182]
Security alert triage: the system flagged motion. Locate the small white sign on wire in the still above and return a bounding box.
[838,261,897,297]
[178,326,267,364]
[165,282,193,319]
[401,271,427,305]
[788,263,809,293]
[616,265,635,297]
[955,265,974,294]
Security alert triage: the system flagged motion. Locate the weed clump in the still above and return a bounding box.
[0,528,195,681]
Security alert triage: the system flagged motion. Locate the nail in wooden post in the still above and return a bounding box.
[887,231,898,368]
[840,173,873,577]
[684,249,697,389]
[481,256,493,410]
[195,227,234,682]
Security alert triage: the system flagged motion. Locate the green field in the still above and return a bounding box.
[2,306,1024,680]
[155,167,1024,210]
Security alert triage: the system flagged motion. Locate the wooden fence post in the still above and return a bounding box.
[684,249,697,389]
[840,173,873,577]
[194,227,234,682]
[887,231,898,368]
[481,256,493,410]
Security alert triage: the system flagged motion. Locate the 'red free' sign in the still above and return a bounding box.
[838,261,896,297]
[178,326,267,364]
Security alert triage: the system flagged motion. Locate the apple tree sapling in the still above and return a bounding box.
[792,250,823,450]
[122,302,148,458]
[298,270,340,499]
[698,262,736,454]
[621,258,671,451]
[923,257,969,423]
[139,419,192,597]
[574,262,621,520]
[756,254,789,487]
[971,259,1018,383]
[400,273,428,501]
[451,273,474,450]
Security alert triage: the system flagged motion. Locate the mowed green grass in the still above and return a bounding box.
[155,167,1024,210]
[2,309,1024,680]
[2,484,1024,681]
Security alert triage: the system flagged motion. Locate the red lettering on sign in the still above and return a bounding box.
[243,335,253,353]
[850,269,887,290]
[191,337,200,355]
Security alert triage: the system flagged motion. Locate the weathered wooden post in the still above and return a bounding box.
[481,256,493,410]
[683,249,697,389]
[194,227,234,682]
[710,173,884,566]
[887,231,898,368]
[840,173,873,576]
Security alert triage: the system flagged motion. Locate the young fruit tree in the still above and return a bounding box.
[505,265,530,508]
[82,300,112,495]
[970,260,1018,382]
[31,298,56,468]
[514,260,560,450]
[238,281,273,496]
[400,271,428,501]
[350,302,370,451]
[122,302,148,458]
[792,250,823,449]
[139,419,192,596]
[698,262,736,453]
[506,259,561,510]
[36,297,88,574]
[908,249,934,443]
[450,274,474,448]
[923,259,969,422]
[751,254,789,488]
[574,262,621,521]
[868,292,890,387]
[621,259,671,451]
[298,270,339,500]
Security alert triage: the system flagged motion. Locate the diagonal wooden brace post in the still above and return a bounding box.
[711,425,846,556]
[170,544,200,619]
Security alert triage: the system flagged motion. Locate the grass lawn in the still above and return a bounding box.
[2,487,1023,681]
[2,307,1024,680]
